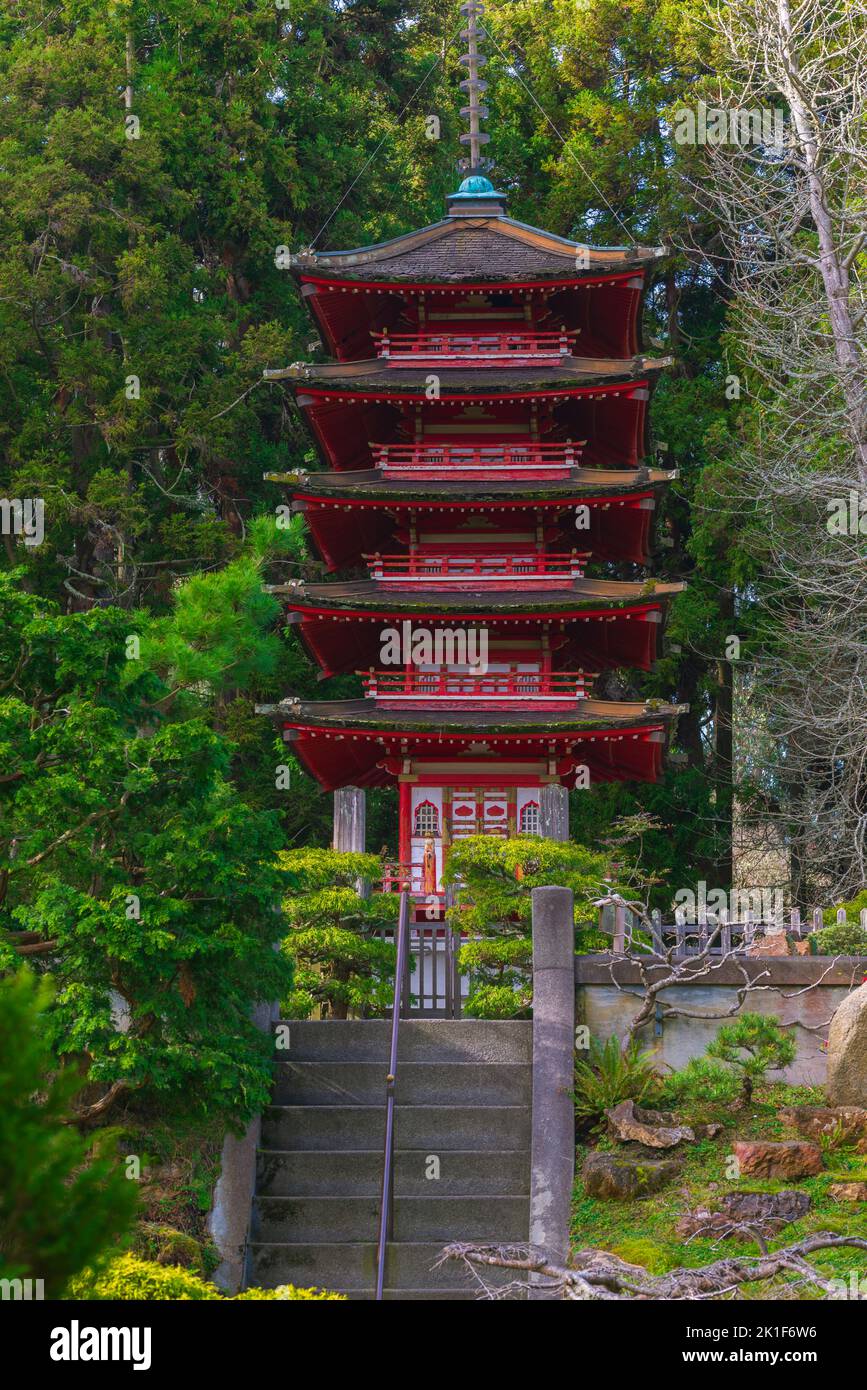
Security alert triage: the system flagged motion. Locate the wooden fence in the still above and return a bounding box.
[600,904,867,956]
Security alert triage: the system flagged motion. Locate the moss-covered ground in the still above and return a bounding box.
[571,1082,867,1296]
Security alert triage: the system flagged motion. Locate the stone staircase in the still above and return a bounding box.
[246,1019,531,1300]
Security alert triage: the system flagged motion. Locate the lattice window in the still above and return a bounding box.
[413,800,440,837]
[519,801,541,837]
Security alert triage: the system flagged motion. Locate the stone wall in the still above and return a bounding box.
[575,955,867,1086]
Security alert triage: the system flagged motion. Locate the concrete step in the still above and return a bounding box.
[274,1019,531,1066]
[261,1104,530,1152]
[247,1241,519,1292]
[257,1148,530,1198]
[271,1061,531,1108]
[252,1195,529,1244]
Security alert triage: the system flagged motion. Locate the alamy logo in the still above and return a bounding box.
[379,621,488,674]
[0,1277,44,1300]
[0,497,44,547]
[673,101,786,148]
[49,1320,152,1371]
[673,882,785,922]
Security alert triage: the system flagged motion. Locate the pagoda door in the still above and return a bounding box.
[448,788,513,842]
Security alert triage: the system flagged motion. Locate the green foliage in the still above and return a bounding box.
[607,1238,676,1274]
[0,577,292,1130]
[444,835,611,935]
[458,936,533,1019]
[818,896,867,953]
[444,835,611,1016]
[69,1253,343,1300]
[706,1014,797,1103]
[660,1056,742,1108]
[0,970,137,1297]
[280,849,399,1019]
[573,1035,662,1122]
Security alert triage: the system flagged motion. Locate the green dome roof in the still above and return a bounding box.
[457,175,496,195]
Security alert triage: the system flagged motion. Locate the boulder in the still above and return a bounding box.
[581,1148,681,1201]
[606,1098,695,1149]
[718,1189,811,1226]
[676,1190,810,1241]
[675,1208,735,1240]
[731,1140,823,1180]
[827,985,867,1106]
[828,1181,867,1202]
[694,1123,724,1140]
[779,1104,867,1143]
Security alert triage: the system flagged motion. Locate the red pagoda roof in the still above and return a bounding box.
[258,696,683,791]
[269,580,683,677]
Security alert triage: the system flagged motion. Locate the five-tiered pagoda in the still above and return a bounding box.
[262,2,684,916]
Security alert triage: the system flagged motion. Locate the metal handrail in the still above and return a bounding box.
[375,888,411,1301]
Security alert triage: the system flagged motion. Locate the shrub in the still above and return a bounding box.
[706,1013,797,1103]
[0,970,137,1297]
[816,917,867,955]
[132,1224,206,1272]
[822,890,867,929]
[573,1034,661,1122]
[660,1056,742,1107]
[458,936,532,1019]
[69,1254,344,1300]
[280,849,399,1019]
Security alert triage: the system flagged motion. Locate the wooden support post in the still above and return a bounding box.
[332,786,366,853]
[540,783,569,842]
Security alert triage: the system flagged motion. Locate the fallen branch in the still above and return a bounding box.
[439,1234,867,1300]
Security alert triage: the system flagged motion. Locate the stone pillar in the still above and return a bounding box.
[540,783,569,842]
[529,885,575,1299]
[332,786,366,852]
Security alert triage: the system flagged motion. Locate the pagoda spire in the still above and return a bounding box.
[459,0,490,175]
[449,1,506,212]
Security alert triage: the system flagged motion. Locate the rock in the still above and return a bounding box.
[694,1123,724,1140]
[675,1190,810,1241]
[828,1181,867,1202]
[675,1209,735,1240]
[718,1190,811,1227]
[606,1098,695,1149]
[779,1104,867,1143]
[631,1103,681,1127]
[827,985,867,1106]
[732,1140,823,1180]
[581,1149,681,1200]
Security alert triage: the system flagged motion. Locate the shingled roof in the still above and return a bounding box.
[290,215,665,285]
[264,466,677,501]
[260,695,683,734]
[266,578,684,613]
[265,356,671,393]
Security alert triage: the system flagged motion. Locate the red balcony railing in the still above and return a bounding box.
[361,668,591,702]
[371,329,578,364]
[364,552,589,583]
[371,441,583,476]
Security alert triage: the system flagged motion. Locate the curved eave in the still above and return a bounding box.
[265,356,672,392]
[255,698,684,791]
[268,580,684,615]
[261,697,683,733]
[265,466,677,502]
